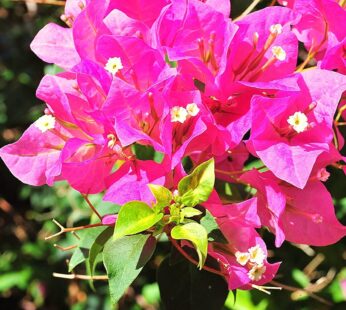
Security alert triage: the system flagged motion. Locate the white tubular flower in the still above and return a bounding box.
[170,106,188,123]
[186,103,200,117]
[235,251,250,266]
[287,111,309,133]
[248,245,266,265]
[271,46,287,61]
[270,24,283,35]
[248,265,267,281]
[35,115,56,133]
[107,134,117,149]
[105,57,123,75]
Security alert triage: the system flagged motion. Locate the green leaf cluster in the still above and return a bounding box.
[67,158,220,305]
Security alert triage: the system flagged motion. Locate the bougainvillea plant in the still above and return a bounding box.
[1,0,346,307]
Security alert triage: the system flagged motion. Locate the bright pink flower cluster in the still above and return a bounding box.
[1,0,346,290]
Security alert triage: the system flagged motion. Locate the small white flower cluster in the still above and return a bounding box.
[270,24,283,35]
[105,57,123,75]
[35,115,56,133]
[287,111,309,133]
[271,46,286,61]
[235,245,267,281]
[107,134,117,149]
[170,103,200,123]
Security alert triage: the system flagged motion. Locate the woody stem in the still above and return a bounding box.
[82,195,102,220]
[169,237,226,278]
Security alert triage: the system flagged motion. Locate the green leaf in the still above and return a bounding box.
[68,226,108,272]
[131,144,164,163]
[165,53,178,68]
[88,227,113,278]
[142,283,160,305]
[171,223,208,268]
[0,268,32,292]
[157,254,228,310]
[103,234,156,304]
[180,208,202,222]
[292,268,310,287]
[44,64,63,75]
[148,184,172,210]
[178,158,215,207]
[200,210,228,244]
[69,248,87,272]
[193,78,206,93]
[114,201,163,239]
[225,290,269,310]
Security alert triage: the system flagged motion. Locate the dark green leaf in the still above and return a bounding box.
[193,79,206,93]
[103,234,156,304]
[200,210,228,244]
[157,254,228,310]
[88,227,113,277]
[131,144,164,163]
[68,226,108,272]
[68,248,87,272]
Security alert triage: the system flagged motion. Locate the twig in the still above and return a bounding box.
[269,0,277,5]
[82,195,102,220]
[45,219,103,240]
[53,273,108,280]
[269,280,333,306]
[54,244,78,251]
[169,237,227,278]
[215,169,245,176]
[296,50,316,72]
[291,243,315,257]
[234,0,262,22]
[252,284,282,295]
[335,104,346,122]
[303,253,325,277]
[296,18,329,72]
[12,0,65,5]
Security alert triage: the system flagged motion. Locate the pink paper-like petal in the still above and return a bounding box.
[0,124,64,186]
[30,23,80,70]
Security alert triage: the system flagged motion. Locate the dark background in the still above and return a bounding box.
[0,0,345,309]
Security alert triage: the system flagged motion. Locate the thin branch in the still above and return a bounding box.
[234,0,262,22]
[82,195,102,220]
[303,253,325,277]
[45,219,103,240]
[252,284,282,295]
[335,104,346,122]
[12,0,65,5]
[53,272,108,281]
[269,0,277,5]
[215,169,245,176]
[169,237,226,278]
[269,280,333,306]
[296,51,316,72]
[54,244,78,251]
[296,18,329,72]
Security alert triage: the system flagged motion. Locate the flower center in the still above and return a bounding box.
[105,57,123,75]
[171,103,200,123]
[287,111,309,133]
[271,46,286,61]
[35,115,56,133]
